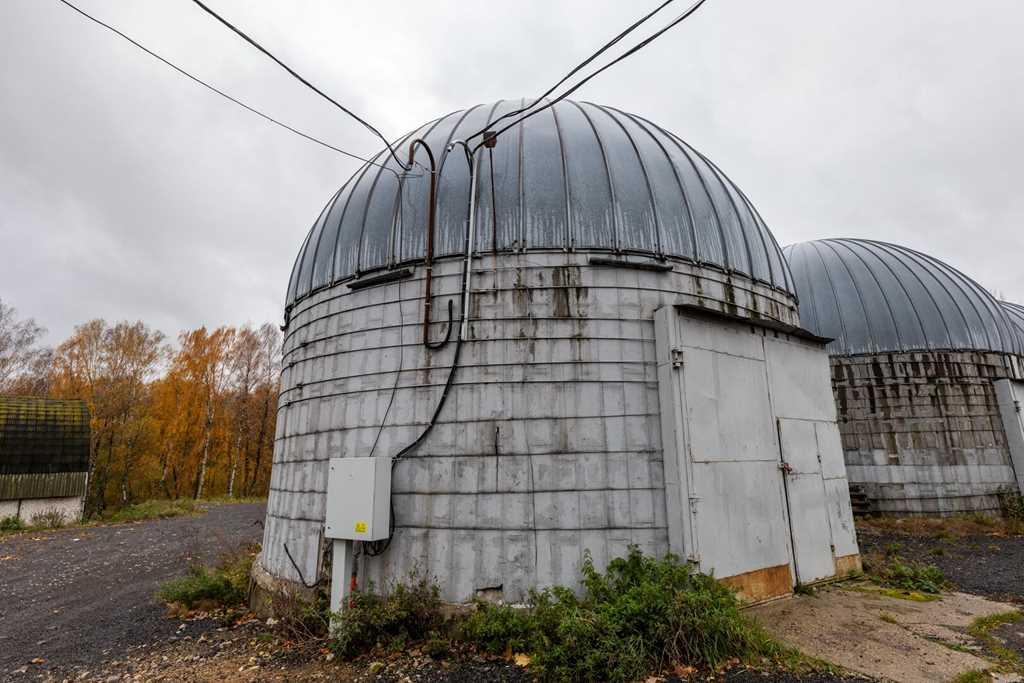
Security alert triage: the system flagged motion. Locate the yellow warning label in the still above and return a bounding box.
[354,521,368,533]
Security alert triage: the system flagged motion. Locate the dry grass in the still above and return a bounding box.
[857,514,1024,538]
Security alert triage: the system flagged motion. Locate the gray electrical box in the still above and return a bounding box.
[324,457,392,541]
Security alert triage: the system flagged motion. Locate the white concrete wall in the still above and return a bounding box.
[261,251,798,602]
[0,496,84,524]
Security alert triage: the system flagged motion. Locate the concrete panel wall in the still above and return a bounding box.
[261,251,797,602]
[833,351,1020,514]
[0,496,84,523]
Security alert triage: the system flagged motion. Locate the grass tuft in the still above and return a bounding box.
[101,498,199,524]
[157,543,257,610]
[863,549,948,595]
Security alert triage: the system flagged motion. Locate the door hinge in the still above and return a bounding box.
[671,348,684,368]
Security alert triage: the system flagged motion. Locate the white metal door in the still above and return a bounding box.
[778,419,835,584]
[665,314,793,593]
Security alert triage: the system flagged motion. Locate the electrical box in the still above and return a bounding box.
[324,457,391,541]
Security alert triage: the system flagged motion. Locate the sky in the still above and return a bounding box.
[2,0,1023,344]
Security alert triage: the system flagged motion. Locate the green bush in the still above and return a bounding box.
[157,543,256,609]
[459,547,782,681]
[331,576,446,658]
[0,515,25,533]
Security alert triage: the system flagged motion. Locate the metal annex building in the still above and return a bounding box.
[258,99,860,605]
[785,239,1024,515]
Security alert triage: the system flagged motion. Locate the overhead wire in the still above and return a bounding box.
[54,0,397,174]
[190,0,404,167]
[471,0,711,155]
[463,0,680,144]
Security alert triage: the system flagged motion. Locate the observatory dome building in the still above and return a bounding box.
[258,99,860,606]
[785,239,1024,515]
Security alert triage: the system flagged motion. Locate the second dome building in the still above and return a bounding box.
[785,239,1024,515]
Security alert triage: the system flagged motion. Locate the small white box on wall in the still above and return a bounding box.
[324,457,392,541]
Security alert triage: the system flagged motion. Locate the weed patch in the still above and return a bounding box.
[863,550,948,594]
[30,508,67,529]
[101,499,199,524]
[969,610,1023,675]
[157,543,257,610]
[331,576,446,658]
[454,548,793,681]
[0,515,26,533]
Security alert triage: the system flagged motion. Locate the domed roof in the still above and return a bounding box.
[784,238,1023,356]
[286,99,794,308]
[1002,300,1024,348]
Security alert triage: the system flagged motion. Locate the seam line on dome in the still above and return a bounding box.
[898,241,1001,352]
[570,100,619,252]
[587,102,663,257]
[832,239,906,353]
[844,239,929,353]
[612,108,698,264]
[867,240,956,352]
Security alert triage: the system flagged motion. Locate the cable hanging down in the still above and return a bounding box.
[190,0,404,167]
[54,0,396,173]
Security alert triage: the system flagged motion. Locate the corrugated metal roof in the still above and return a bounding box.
[0,397,90,475]
[285,99,794,309]
[783,238,1023,356]
[1002,300,1024,349]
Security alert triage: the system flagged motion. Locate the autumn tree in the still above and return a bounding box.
[50,320,167,513]
[0,298,51,395]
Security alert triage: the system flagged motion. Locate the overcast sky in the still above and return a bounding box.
[2,0,1022,344]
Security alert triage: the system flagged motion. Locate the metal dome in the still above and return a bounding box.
[783,238,1023,356]
[1002,300,1024,348]
[285,98,794,308]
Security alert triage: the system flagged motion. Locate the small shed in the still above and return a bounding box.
[0,397,90,524]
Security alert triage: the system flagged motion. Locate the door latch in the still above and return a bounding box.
[671,348,684,368]
[778,462,794,475]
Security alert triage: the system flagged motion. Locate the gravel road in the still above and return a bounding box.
[0,503,265,680]
[858,526,1024,604]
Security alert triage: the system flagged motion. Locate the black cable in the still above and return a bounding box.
[54,0,394,172]
[283,540,320,588]
[190,0,403,167]
[472,0,711,155]
[464,0,679,144]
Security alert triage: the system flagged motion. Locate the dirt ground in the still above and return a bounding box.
[751,583,1023,683]
[0,503,266,681]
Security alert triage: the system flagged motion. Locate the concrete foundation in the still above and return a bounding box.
[833,350,1022,515]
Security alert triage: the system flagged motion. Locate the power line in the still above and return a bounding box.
[473,0,711,154]
[54,0,394,172]
[190,0,403,167]
[465,0,680,144]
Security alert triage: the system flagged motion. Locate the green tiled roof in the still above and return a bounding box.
[0,397,90,475]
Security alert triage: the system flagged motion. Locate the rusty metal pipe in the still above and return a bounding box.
[406,139,445,349]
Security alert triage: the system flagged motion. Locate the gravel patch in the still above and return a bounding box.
[0,502,265,680]
[857,526,1024,604]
